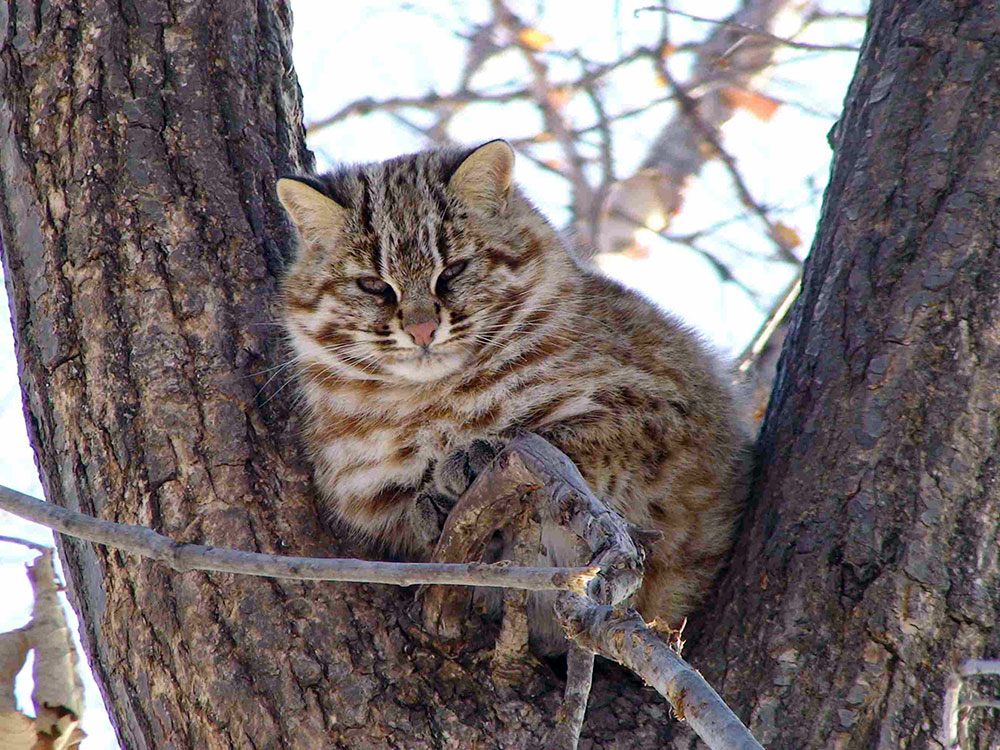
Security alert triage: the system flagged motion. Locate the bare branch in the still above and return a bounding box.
[635,6,861,52]
[581,82,616,231]
[422,434,762,750]
[597,0,808,258]
[492,0,597,231]
[654,62,800,264]
[556,596,765,750]
[0,534,51,553]
[604,206,766,304]
[305,89,534,135]
[737,274,801,373]
[305,41,660,140]
[0,484,595,592]
[959,659,1000,677]
[546,645,595,750]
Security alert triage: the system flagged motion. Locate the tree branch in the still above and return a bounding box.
[0,534,51,553]
[546,645,595,750]
[943,659,1000,749]
[0,484,595,592]
[422,434,762,750]
[492,0,597,232]
[654,61,800,264]
[304,89,534,134]
[556,596,765,750]
[635,6,861,52]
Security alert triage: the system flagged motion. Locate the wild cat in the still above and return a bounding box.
[277,141,747,652]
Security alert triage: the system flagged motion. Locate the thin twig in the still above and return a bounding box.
[635,6,860,52]
[604,207,765,305]
[582,81,615,236]
[941,658,1000,749]
[736,275,801,374]
[305,43,661,138]
[655,62,800,265]
[492,0,596,227]
[305,89,532,135]
[546,645,595,750]
[959,659,1000,677]
[388,111,576,185]
[0,484,595,591]
[0,534,51,553]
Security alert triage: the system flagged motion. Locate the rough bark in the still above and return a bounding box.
[688,1,1000,748]
[0,1,673,748]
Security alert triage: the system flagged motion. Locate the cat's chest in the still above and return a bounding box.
[312,375,597,459]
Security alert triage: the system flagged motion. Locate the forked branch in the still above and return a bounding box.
[423,434,764,750]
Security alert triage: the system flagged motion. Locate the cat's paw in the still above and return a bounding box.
[406,492,454,557]
[435,439,505,499]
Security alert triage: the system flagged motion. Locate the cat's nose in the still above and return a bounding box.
[405,320,438,347]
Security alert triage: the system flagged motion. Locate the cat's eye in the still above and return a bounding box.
[357,277,391,296]
[435,260,467,294]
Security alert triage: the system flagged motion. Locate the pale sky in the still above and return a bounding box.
[0,2,864,746]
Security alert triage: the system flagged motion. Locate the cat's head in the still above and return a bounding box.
[277,141,568,384]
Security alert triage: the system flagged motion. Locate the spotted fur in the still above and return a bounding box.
[278,142,748,652]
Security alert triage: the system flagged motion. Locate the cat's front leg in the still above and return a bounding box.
[405,439,504,559]
[404,491,455,559]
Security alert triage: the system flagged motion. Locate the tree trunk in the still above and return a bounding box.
[0,1,670,748]
[689,1,1000,748]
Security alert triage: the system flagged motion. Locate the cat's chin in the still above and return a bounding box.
[384,351,466,383]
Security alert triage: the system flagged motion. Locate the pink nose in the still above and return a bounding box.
[405,320,438,347]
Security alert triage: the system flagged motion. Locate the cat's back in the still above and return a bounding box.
[560,268,741,435]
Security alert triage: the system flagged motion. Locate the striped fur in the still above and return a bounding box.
[278,143,748,652]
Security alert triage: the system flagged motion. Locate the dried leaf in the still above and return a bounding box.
[753,402,767,423]
[698,141,720,159]
[654,72,668,89]
[542,158,565,171]
[532,131,555,143]
[772,222,802,250]
[622,243,651,260]
[517,27,553,51]
[660,43,677,59]
[546,87,572,111]
[722,88,781,122]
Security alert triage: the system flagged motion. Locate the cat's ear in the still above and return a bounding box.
[276,177,347,243]
[448,140,514,213]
